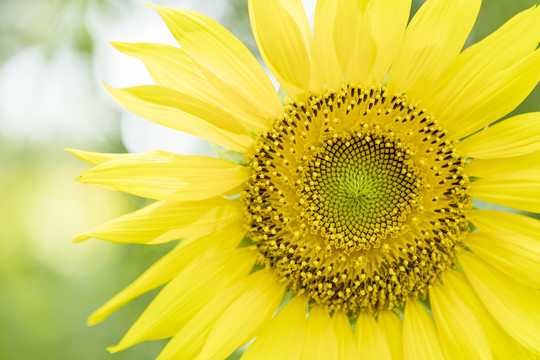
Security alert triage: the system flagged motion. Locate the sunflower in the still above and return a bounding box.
[70,0,540,359]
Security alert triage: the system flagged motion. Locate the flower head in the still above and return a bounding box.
[71,0,540,359]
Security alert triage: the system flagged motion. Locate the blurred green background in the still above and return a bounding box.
[0,0,537,359]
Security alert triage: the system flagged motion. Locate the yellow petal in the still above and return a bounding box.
[469,209,540,239]
[151,5,282,124]
[88,222,246,326]
[66,148,127,166]
[440,51,540,140]
[470,169,540,213]
[157,271,267,360]
[367,0,411,84]
[311,0,343,92]
[73,198,242,244]
[355,312,392,360]
[249,0,312,100]
[108,248,257,352]
[195,269,285,360]
[458,112,540,158]
[466,232,540,288]
[241,295,308,360]
[111,41,271,133]
[442,269,536,360]
[333,0,377,85]
[111,42,203,91]
[388,0,481,97]
[332,311,359,360]
[433,4,540,101]
[430,282,492,360]
[377,310,403,360]
[77,150,251,201]
[466,151,540,178]
[105,85,252,152]
[301,306,338,360]
[403,300,445,360]
[425,6,540,139]
[459,251,540,355]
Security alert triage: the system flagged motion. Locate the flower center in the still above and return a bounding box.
[242,85,471,315]
[301,127,421,251]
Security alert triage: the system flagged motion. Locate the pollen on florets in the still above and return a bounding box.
[301,126,422,251]
[242,85,471,316]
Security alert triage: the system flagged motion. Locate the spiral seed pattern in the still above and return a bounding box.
[301,128,421,251]
[243,85,471,315]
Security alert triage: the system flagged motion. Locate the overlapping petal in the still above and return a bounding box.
[302,306,338,360]
[459,251,540,355]
[76,150,251,201]
[151,5,283,125]
[469,209,540,239]
[367,0,411,84]
[66,148,127,166]
[403,300,445,360]
[241,295,308,360]
[467,151,540,177]
[242,296,307,360]
[157,272,269,360]
[466,232,540,288]
[388,0,481,98]
[106,85,253,152]
[470,168,540,213]
[424,6,540,139]
[249,0,313,100]
[332,311,359,359]
[458,112,540,158]
[88,223,246,326]
[111,42,204,91]
[442,270,535,360]
[311,0,342,92]
[333,0,377,85]
[72,198,242,244]
[377,310,403,360]
[355,312,392,360]
[108,247,257,352]
[195,269,285,360]
[438,51,540,140]
[430,282,492,359]
[111,42,272,133]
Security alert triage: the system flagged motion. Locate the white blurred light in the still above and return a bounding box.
[96,0,316,156]
[93,0,316,155]
[0,47,104,142]
[92,0,227,155]
[0,0,319,151]
[301,0,317,30]
[120,112,218,156]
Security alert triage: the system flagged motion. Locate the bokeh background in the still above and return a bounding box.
[0,0,537,359]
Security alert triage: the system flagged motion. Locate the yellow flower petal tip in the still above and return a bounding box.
[143,4,166,13]
[65,148,96,165]
[105,345,120,354]
[71,233,90,243]
[102,83,113,92]
[109,41,127,51]
[72,1,540,358]
[86,313,102,327]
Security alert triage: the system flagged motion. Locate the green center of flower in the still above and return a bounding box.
[301,128,421,251]
[243,85,471,316]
